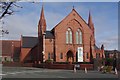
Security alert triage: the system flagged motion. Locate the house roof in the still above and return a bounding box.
[22,36,38,48]
[22,31,54,48]
[105,50,120,54]
[94,44,100,50]
[45,31,54,39]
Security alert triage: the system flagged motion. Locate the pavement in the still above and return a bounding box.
[1,67,119,79]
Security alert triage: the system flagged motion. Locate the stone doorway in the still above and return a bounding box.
[67,50,74,62]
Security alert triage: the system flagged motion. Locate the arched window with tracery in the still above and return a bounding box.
[96,53,100,58]
[66,28,72,44]
[76,29,82,44]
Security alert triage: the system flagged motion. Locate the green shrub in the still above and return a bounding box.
[105,58,113,66]
[53,62,70,64]
[45,59,53,63]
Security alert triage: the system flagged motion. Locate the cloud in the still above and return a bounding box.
[96,36,118,50]
[2,4,65,39]
[45,11,65,30]
[2,12,39,40]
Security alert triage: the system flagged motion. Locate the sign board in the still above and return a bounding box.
[77,47,83,62]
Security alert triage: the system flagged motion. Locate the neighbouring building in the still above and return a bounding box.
[1,6,105,63]
[1,40,21,62]
[104,50,119,59]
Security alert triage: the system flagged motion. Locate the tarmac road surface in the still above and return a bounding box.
[1,67,119,79]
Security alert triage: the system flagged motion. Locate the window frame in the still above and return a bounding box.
[86,53,89,59]
[76,28,82,44]
[60,53,63,59]
[66,28,72,44]
[96,53,100,58]
[48,53,51,60]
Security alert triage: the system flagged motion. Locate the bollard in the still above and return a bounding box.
[115,68,118,75]
[85,67,87,73]
[73,66,76,73]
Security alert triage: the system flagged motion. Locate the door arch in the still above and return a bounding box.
[66,50,74,62]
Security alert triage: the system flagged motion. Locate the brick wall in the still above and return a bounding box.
[36,63,93,70]
[2,62,33,67]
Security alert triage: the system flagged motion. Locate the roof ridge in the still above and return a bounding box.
[51,8,90,31]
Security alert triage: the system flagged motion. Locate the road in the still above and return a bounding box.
[1,67,119,79]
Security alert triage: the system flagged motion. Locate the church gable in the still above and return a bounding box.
[53,8,92,34]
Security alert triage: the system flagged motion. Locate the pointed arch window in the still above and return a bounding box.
[86,53,89,59]
[60,53,63,59]
[66,28,72,44]
[96,53,100,58]
[48,53,51,60]
[76,29,82,44]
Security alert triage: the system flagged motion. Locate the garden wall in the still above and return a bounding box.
[3,62,94,70]
[36,63,94,70]
[2,62,33,67]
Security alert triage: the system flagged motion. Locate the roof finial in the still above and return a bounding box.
[73,5,74,9]
[73,5,75,10]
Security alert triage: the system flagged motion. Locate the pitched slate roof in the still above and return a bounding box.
[45,31,54,39]
[22,36,38,48]
[94,44,100,50]
[105,50,120,54]
[22,31,54,48]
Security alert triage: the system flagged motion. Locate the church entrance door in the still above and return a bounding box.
[67,50,74,62]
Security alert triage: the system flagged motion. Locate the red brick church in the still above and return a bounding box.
[1,6,105,64]
[20,6,105,63]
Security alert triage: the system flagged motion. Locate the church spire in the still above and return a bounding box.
[38,5,46,36]
[88,11,93,28]
[88,11,94,34]
[88,11,92,24]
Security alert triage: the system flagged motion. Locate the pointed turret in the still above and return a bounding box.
[88,11,94,34]
[88,11,93,26]
[37,5,46,63]
[101,44,105,58]
[38,5,46,37]
[101,44,104,50]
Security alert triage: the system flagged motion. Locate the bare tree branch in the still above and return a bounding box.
[13,3,23,8]
[0,2,13,19]
[0,1,22,36]
[0,1,22,19]
[0,1,36,36]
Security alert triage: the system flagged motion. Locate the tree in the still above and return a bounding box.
[0,1,22,19]
[0,1,37,36]
[0,1,22,36]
